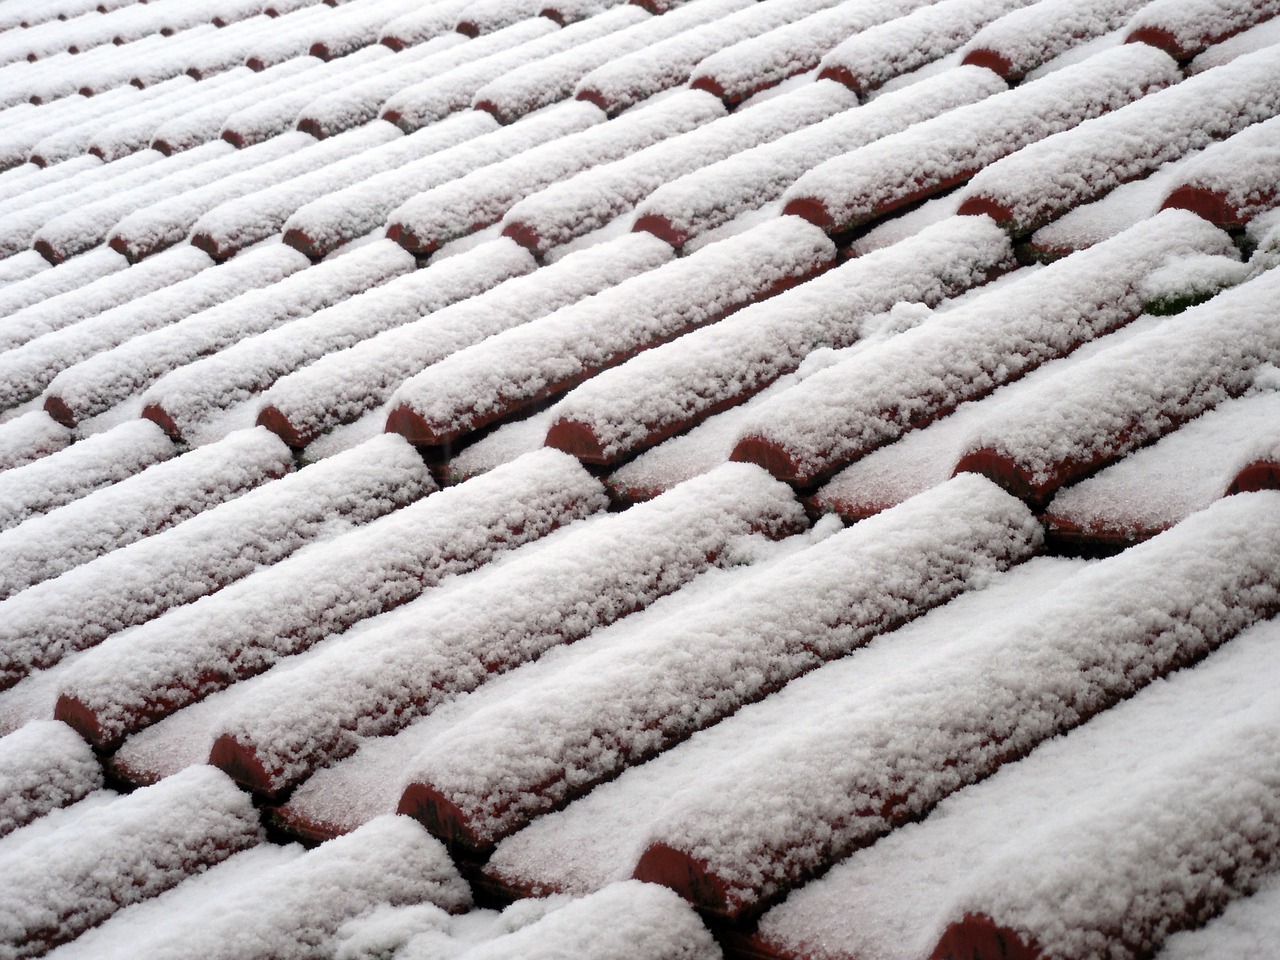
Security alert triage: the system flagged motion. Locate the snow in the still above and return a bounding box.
[503,79,858,255]
[0,426,292,600]
[632,65,1006,246]
[0,432,432,690]
[31,137,298,263]
[811,315,1160,520]
[453,882,720,960]
[785,43,1179,233]
[958,264,1280,501]
[0,421,174,532]
[221,44,394,146]
[385,216,834,445]
[753,613,1280,960]
[2,245,312,416]
[471,6,663,123]
[817,0,1033,96]
[57,449,603,750]
[0,85,138,169]
[202,462,803,797]
[0,244,212,355]
[1045,390,1280,540]
[486,556,1083,897]
[0,412,72,472]
[46,241,412,428]
[382,16,649,132]
[1161,114,1280,223]
[1189,14,1280,72]
[298,24,531,139]
[1029,153,1200,258]
[1125,0,1280,58]
[731,210,1235,486]
[85,71,263,164]
[142,238,533,439]
[0,251,49,287]
[283,100,600,259]
[959,0,1149,80]
[548,214,1014,464]
[692,0,934,104]
[960,43,1280,235]
[575,0,845,115]
[27,76,195,166]
[403,474,1039,849]
[0,721,102,839]
[261,232,673,448]
[46,816,469,960]
[0,765,263,958]
[186,124,404,260]
[0,150,163,258]
[632,489,1280,918]
[0,248,129,320]
[388,89,725,254]
[1158,869,1280,960]
[378,0,474,48]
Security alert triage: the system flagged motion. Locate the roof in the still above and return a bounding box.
[1,0,1280,957]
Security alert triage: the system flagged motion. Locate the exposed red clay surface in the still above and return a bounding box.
[931,914,1043,960]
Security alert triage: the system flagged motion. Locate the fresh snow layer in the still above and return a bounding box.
[284,100,601,259]
[575,0,846,114]
[58,449,604,749]
[0,420,174,532]
[0,425,292,599]
[1157,868,1280,960]
[626,490,1280,917]
[204,463,803,797]
[547,215,1013,464]
[1044,389,1280,540]
[143,238,534,439]
[485,557,1084,896]
[633,64,1006,246]
[45,816,470,960]
[811,315,1160,520]
[1161,114,1280,224]
[959,0,1150,80]
[44,241,412,427]
[731,210,1234,486]
[4,244,309,415]
[1125,0,1280,58]
[959,43,1280,234]
[784,43,1179,233]
[753,613,1280,960]
[261,232,673,447]
[386,217,834,445]
[959,266,1280,502]
[692,0,936,103]
[387,89,725,255]
[400,475,1039,849]
[0,433,432,689]
[0,721,102,839]
[817,0,1034,95]
[0,412,72,473]
[503,79,857,255]
[454,882,720,960]
[0,765,262,959]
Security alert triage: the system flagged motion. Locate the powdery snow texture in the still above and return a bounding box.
[399,475,1039,855]
[207,463,804,799]
[385,217,834,446]
[546,215,1014,465]
[0,433,432,690]
[784,43,1179,234]
[57,450,604,751]
[0,721,102,838]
